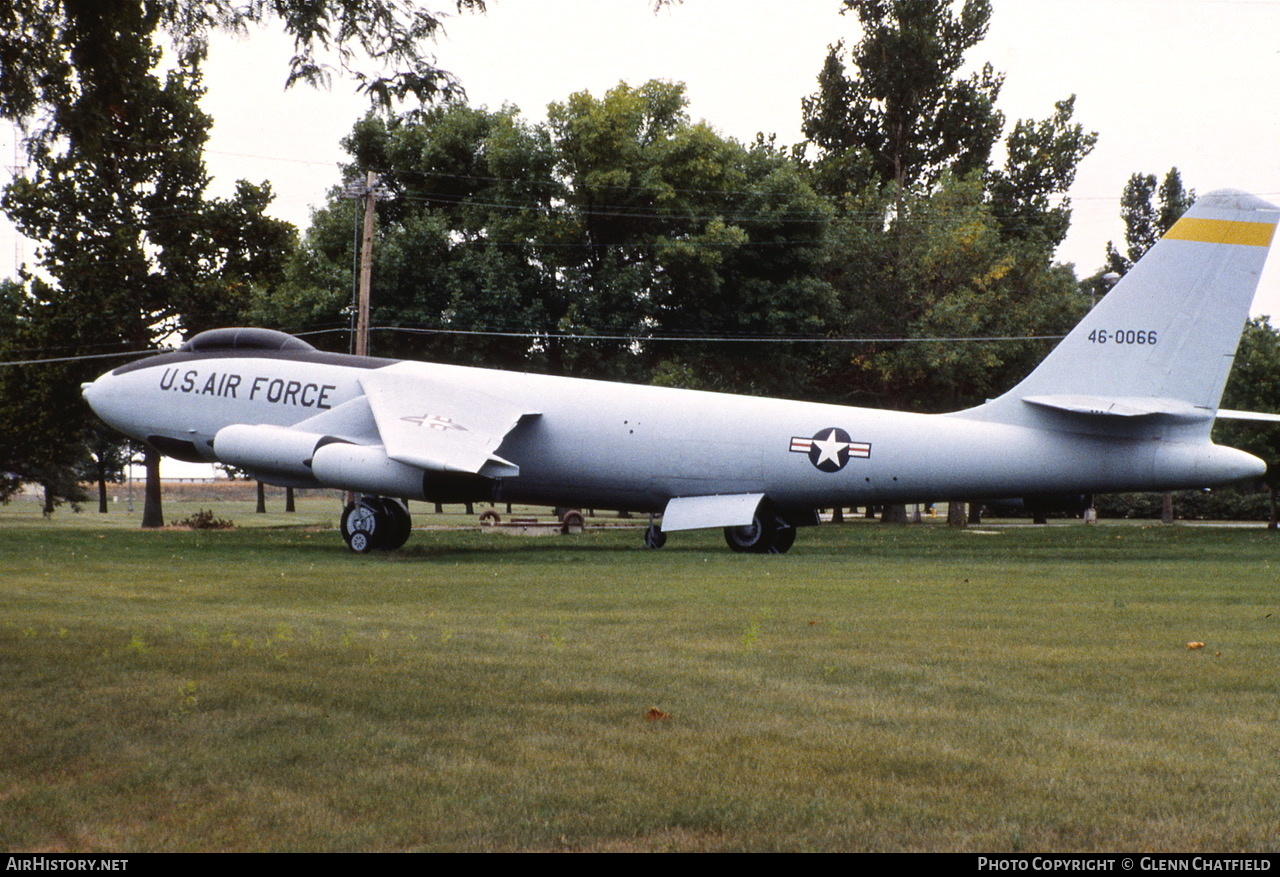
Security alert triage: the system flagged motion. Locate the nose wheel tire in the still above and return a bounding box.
[347,529,373,554]
[341,500,379,553]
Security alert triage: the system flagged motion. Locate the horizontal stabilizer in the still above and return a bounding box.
[661,493,765,532]
[1216,408,1280,423]
[1022,395,1212,422]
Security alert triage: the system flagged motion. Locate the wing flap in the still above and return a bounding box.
[359,370,537,476]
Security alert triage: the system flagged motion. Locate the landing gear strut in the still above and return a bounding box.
[341,497,412,553]
[643,517,666,549]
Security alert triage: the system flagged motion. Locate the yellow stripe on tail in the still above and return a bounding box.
[1163,217,1276,247]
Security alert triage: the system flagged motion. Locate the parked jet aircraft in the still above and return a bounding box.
[83,189,1280,553]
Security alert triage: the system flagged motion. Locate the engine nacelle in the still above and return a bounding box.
[214,426,496,501]
[213,424,331,484]
[310,443,496,502]
[310,442,430,500]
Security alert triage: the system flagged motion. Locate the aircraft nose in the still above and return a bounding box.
[81,374,107,410]
[81,370,129,434]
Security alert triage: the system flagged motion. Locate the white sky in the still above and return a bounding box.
[4,0,1280,310]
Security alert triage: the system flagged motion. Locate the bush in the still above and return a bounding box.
[175,509,235,530]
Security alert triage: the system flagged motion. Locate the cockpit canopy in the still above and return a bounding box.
[178,327,316,353]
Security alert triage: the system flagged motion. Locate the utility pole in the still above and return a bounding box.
[342,171,391,357]
[340,171,391,511]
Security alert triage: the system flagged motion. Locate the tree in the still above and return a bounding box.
[0,1,486,150]
[1216,317,1280,528]
[1,0,479,522]
[276,84,835,396]
[275,102,568,369]
[1102,168,1194,275]
[986,96,1097,252]
[801,0,1004,200]
[547,81,833,390]
[2,31,293,525]
[78,426,135,514]
[821,175,1086,411]
[0,277,95,512]
[799,1,1095,412]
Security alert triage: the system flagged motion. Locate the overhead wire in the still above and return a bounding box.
[0,324,1068,368]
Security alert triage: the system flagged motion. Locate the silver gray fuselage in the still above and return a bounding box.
[84,347,1263,513]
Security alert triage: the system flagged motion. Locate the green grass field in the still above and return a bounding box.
[3,499,1279,851]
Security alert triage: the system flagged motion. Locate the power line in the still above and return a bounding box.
[0,325,1068,368]
[299,324,1068,346]
[0,349,163,367]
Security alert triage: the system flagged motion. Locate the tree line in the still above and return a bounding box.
[2,0,1278,523]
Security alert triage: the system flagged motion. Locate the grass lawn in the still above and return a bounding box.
[2,499,1279,851]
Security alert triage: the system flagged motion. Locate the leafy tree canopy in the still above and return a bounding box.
[820,175,1086,410]
[269,82,835,396]
[1102,168,1194,275]
[802,0,1004,197]
[1216,317,1280,526]
[0,0,486,154]
[798,1,1095,411]
[0,14,294,519]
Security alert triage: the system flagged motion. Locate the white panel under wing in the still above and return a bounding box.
[661,493,765,532]
[358,369,537,475]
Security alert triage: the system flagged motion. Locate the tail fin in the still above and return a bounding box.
[961,189,1279,432]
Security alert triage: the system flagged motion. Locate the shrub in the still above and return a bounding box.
[176,509,235,530]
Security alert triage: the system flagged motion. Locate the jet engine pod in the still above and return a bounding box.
[213,424,330,482]
[309,442,496,503]
[310,442,431,501]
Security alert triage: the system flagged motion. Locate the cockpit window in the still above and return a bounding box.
[178,328,316,353]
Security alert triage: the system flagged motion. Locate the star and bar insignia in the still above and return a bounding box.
[401,414,469,431]
[789,427,870,472]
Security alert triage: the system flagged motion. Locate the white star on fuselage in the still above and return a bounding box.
[811,429,845,467]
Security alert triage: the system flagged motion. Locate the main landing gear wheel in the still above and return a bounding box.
[341,497,413,553]
[372,498,412,550]
[723,509,796,554]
